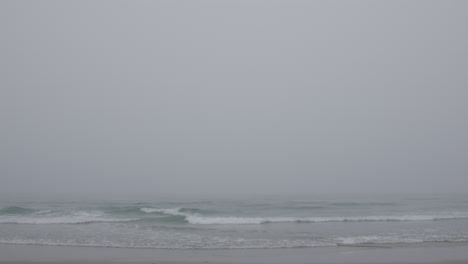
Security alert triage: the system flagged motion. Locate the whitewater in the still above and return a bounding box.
[1,194,468,249]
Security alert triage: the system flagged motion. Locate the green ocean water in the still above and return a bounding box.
[1,194,468,249]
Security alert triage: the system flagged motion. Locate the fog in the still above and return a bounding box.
[1,1,467,199]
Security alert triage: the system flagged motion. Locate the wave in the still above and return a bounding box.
[0,206,36,215]
[187,214,468,224]
[141,207,185,215]
[140,207,217,215]
[0,211,138,224]
[337,235,468,245]
[3,206,468,225]
[293,205,328,210]
[329,202,397,207]
[136,208,468,225]
[0,238,333,249]
[104,206,149,215]
[1,235,467,249]
[179,207,219,215]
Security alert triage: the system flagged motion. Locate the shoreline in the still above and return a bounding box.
[1,242,468,264]
[1,240,467,250]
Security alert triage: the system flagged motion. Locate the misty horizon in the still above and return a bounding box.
[1,0,467,199]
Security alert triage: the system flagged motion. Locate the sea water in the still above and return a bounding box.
[1,194,468,249]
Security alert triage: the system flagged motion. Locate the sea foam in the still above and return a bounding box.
[0,211,137,224]
[2,198,468,249]
[139,207,468,224]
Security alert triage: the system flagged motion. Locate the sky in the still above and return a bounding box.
[1,0,467,199]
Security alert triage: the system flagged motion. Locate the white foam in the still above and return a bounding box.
[187,216,265,224]
[140,208,186,216]
[139,208,468,225]
[0,238,127,248]
[337,235,436,245]
[0,211,137,224]
[186,213,468,225]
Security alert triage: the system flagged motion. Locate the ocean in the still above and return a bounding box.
[1,194,468,249]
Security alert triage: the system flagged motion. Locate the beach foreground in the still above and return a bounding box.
[1,243,468,264]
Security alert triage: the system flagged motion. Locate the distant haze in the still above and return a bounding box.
[1,0,467,199]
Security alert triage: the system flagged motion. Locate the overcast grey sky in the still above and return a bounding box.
[1,0,467,198]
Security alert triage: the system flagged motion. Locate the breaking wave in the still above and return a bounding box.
[185,214,468,225]
[2,198,468,250]
[139,207,468,225]
[0,206,36,215]
[0,211,138,224]
[3,205,468,225]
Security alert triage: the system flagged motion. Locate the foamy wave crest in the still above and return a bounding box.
[138,208,468,225]
[186,214,468,225]
[140,208,185,216]
[0,211,138,224]
[337,234,468,245]
[337,235,424,245]
[141,207,217,215]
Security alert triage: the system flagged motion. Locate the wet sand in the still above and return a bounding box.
[1,243,468,264]
[2,262,468,264]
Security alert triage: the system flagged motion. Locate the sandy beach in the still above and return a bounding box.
[2,262,468,264]
[2,259,468,263]
[1,243,468,264]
